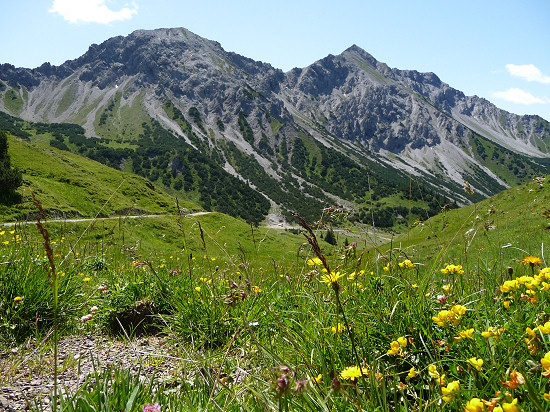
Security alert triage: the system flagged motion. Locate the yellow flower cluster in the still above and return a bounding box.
[454,328,474,341]
[432,304,467,327]
[499,266,550,304]
[441,379,460,402]
[332,323,345,334]
[440,264,464,275]
[398,259,415,268]
[387,336,407,355]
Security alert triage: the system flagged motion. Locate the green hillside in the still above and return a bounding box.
[388,175,550,267]
[0,134,197,221]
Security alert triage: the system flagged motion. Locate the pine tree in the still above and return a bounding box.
[325,228,337,246]
[0,130,23,201]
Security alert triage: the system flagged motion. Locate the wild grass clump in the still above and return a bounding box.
[3,177,550,410]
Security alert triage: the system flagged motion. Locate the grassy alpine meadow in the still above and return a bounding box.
[3,176,550,411]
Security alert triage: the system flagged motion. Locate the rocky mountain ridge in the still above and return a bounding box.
[1,27,550,225]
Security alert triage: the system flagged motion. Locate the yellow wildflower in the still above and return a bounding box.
[195,286,201,292]
[441,380,460,402]
[387,340,401,355]
[544,393,550,401]
[397,336,407,347]
[464,398,485,412]
[455,328,475,341]
[500,279,518,293]
[407,367,418,379]
[541,351,550,372]
[537,323,550,335]
[307,257,322,266]
[398,259,415,268]
[442,284,451,292]
[339,366,366,382]
[320,271,344,285]
[432,305,467,327]
[501,398,520,412]
[428,364,440,379]
[468,357,483,371]
[522,256,542,266]
[502,370,525,390]
[13,296,23,302]
[441,264,464,275]
[312,374,323,383]
[332,323,345,334]
[481,327,503,339]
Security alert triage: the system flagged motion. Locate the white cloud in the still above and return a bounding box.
[505,64,550,84]
[49,0,138,24]
[492,88,550,105]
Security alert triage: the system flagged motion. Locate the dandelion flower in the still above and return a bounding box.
[320,271,344,286]
[307,257,323,266]
[339,366,365,382]
[523,256,542,266]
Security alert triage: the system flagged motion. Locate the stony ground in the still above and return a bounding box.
[0,335,184,411]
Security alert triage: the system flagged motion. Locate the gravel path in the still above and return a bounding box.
[0,335,188,411]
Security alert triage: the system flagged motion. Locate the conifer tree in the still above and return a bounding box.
[0,130,23,201]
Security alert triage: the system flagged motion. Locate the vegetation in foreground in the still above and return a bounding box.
[2,176,550,411]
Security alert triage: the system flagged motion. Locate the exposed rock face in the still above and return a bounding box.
[1,27,549,210]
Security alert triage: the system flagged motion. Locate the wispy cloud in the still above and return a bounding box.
[492,88,550,105]
[505,64,550,84]
[49,0,138,24]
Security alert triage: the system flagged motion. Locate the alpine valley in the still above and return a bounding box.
[2,27,550,227]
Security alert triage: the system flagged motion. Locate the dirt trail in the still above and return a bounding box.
[0,212,212,227]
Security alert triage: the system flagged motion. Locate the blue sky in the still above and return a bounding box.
[2,0,550,121]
